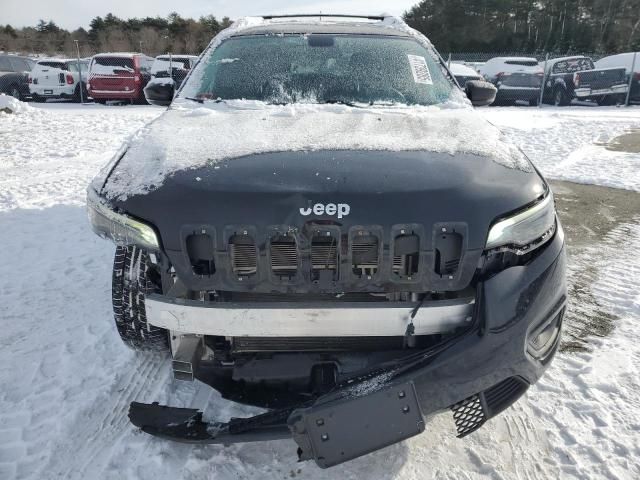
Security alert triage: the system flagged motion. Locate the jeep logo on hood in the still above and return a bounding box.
[300,203,350,219]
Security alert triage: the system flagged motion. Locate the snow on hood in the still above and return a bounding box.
[102,101,533,200]
[0,94,33,114]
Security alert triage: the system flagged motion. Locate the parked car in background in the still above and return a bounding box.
[150,54,198,89]
[480,57,543,106]
[29,58,89,102]
[595,52,640,104]
[88,53,154,104]
[450,62,482,88]
[0,54,35,100]
[542,56,628,106]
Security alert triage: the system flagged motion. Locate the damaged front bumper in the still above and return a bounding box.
[129,228,566,468]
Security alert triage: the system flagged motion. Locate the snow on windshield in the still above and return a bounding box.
[102,101,532,199]
[180,34,454,106]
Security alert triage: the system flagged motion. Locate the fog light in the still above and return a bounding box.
[527,309,564,361]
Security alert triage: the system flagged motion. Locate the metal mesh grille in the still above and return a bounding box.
[451,394,486,438]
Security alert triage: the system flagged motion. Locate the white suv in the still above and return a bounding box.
[29,58,89,102]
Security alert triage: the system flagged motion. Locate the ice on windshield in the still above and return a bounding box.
[179,35,454,106]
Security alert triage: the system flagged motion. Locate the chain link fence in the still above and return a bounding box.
[444,52,639,107]
[8,44,639,107]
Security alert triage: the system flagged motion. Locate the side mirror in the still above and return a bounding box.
[465,80,497,107]
[144,78,175,107]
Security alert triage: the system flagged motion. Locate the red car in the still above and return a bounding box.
[88,53,154,104]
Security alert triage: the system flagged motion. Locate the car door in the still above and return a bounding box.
[0,56,14,93]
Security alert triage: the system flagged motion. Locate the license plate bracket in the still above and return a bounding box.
[44,89,53,95]
[294,381,425,468]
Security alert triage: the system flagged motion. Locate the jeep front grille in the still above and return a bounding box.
[311,236,338,280]
[352,235,379,277]
[270,236,298,277]
[392,233,420,278]
[229,234,257,276]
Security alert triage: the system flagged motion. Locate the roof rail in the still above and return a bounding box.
[260,14,388,21]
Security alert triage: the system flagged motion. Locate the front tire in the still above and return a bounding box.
[112,245,168,352]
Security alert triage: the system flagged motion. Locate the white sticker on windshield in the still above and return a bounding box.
[407,55,433,85]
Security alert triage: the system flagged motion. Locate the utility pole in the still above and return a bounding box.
[74,40,84,104]
[625,52,637,107]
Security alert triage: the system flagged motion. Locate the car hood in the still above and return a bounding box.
[105,150,545,252]
[99,100,533,202]
[97,101,545,252]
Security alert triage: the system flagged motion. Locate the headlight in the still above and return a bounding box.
[86,188,160,251]
[485,193,556,254]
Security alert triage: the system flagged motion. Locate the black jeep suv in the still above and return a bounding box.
[88,15,566,468]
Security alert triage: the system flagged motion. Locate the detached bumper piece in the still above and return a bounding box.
[451,376,529,438]
[129,402,293,444]
[129,375,530,467]
[129,380,425,468]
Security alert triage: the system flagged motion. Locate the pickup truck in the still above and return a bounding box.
[542,55,628,106]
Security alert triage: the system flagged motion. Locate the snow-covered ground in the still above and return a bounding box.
[0,100,639,479]
[483,106,640,192]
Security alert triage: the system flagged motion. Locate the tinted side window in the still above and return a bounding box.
[39,61,64,68]
[0,57,13,71]
[9,58,30,72]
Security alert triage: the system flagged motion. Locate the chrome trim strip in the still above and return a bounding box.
[145,295,475,337]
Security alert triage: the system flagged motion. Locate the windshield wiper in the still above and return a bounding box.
[184,96,204,104]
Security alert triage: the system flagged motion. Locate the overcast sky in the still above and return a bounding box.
[2,0,420,30]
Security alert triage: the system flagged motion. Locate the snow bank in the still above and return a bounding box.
[103,101,532,199]
[0,94,32,114]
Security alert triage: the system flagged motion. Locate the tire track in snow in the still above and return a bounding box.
[37,352,169,480]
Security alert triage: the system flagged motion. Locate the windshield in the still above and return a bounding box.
[180,34,453,106]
